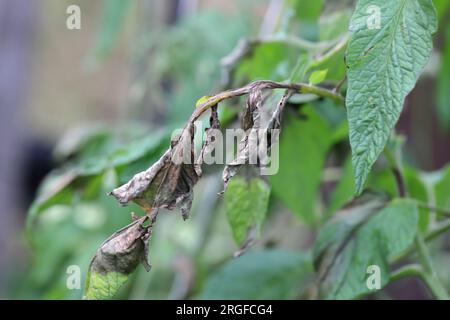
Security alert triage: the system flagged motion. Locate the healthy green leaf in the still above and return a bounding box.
[236,42,298,82]
[314,196,419,299]
[200,250,312,299]
[404,167,430,232]
[224,176,271,245]
[319,10,352,41]
[27,130,169,233]
[270,105,333,224]
[287,0,324,40]
[346,0,437,194]
[435,165,450,209]
[437,24,450,130]
[289,53,311,82]
[433,0,450,21]
[289,0,324,21]
[327,157,355,216]
[26,170,77,234]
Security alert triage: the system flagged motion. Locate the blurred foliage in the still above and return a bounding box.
[14,0,450,300]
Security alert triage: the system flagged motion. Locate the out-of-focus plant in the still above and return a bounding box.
[23,0,450,300]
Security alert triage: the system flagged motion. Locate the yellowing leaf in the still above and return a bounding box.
[195,95,211,108]
[309,69,328,85]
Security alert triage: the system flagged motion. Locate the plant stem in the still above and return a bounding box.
[390,264,423,282]
[307,33,351,70]
[415,233,449,299]
[391,263,449,300]
[420,272,449,300]
[383,146,408,197]
[426,219,450,240]
[190,80,345,123]
[416,201,450,217]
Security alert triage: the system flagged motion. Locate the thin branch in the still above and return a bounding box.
[383,144,408,197]
[307,33,351,70]
[417,202,450,218]
[390,264,423,282]
[415,233,449,299]
[258,34,340,51]
[220,34,347,86]
[426,219,450,240]
[190,80,345,123]
[391,264,448,300]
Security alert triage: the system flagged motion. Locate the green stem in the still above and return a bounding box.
[390,264,423,282]
[391,218,450,264]
[258,34,339,51]
[383,145,408,197]
[416,201,450,217]
[420,272,449,300]
[307,33,351,70]
[415,233,449,299]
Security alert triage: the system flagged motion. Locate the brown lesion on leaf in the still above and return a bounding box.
[88,215,152,276]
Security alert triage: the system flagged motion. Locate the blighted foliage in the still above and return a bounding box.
[26,0,450,301]
[85,216,151,299]
[83,79,344,298]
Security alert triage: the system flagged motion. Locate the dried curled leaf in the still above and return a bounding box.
[223,90,262,188]
[222,90,291,189]
[197,105,221,165]
[110,123,200,220]
[84,216,151,300]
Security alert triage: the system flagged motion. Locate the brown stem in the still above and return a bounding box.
[189,80,345,124]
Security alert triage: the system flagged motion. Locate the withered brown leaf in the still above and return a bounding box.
[84,216,151,299]
[222,90,292,189]
[89,216,152,274]
[110,123,201,220]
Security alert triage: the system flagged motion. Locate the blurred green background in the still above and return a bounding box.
[1,0,450,299]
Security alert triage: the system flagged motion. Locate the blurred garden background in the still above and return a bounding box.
[1,0,450,299]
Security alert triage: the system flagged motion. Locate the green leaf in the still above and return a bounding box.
[84,271,129,300]
[433,0,450,21]
[314,196,419,299]
[26,170,76,234]
[327,157,355,216]
[235,42,298,82]
[346,0,437,194]
[319,9,352,41]
[437,24,450,130]
[27,130,169,234]
[404,167,430,232]
[224,177,270,245]
[289,0,324,21]
[309,69,328,85]
[270,105,333,224]
[435,165,450,209]
[289,53,311,82]
[287,0,324,40]
[200,250,312,299]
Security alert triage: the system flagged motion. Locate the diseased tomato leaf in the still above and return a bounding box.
[84,216,151,300]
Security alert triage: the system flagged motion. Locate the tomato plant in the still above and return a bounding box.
[26,0,450,300]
